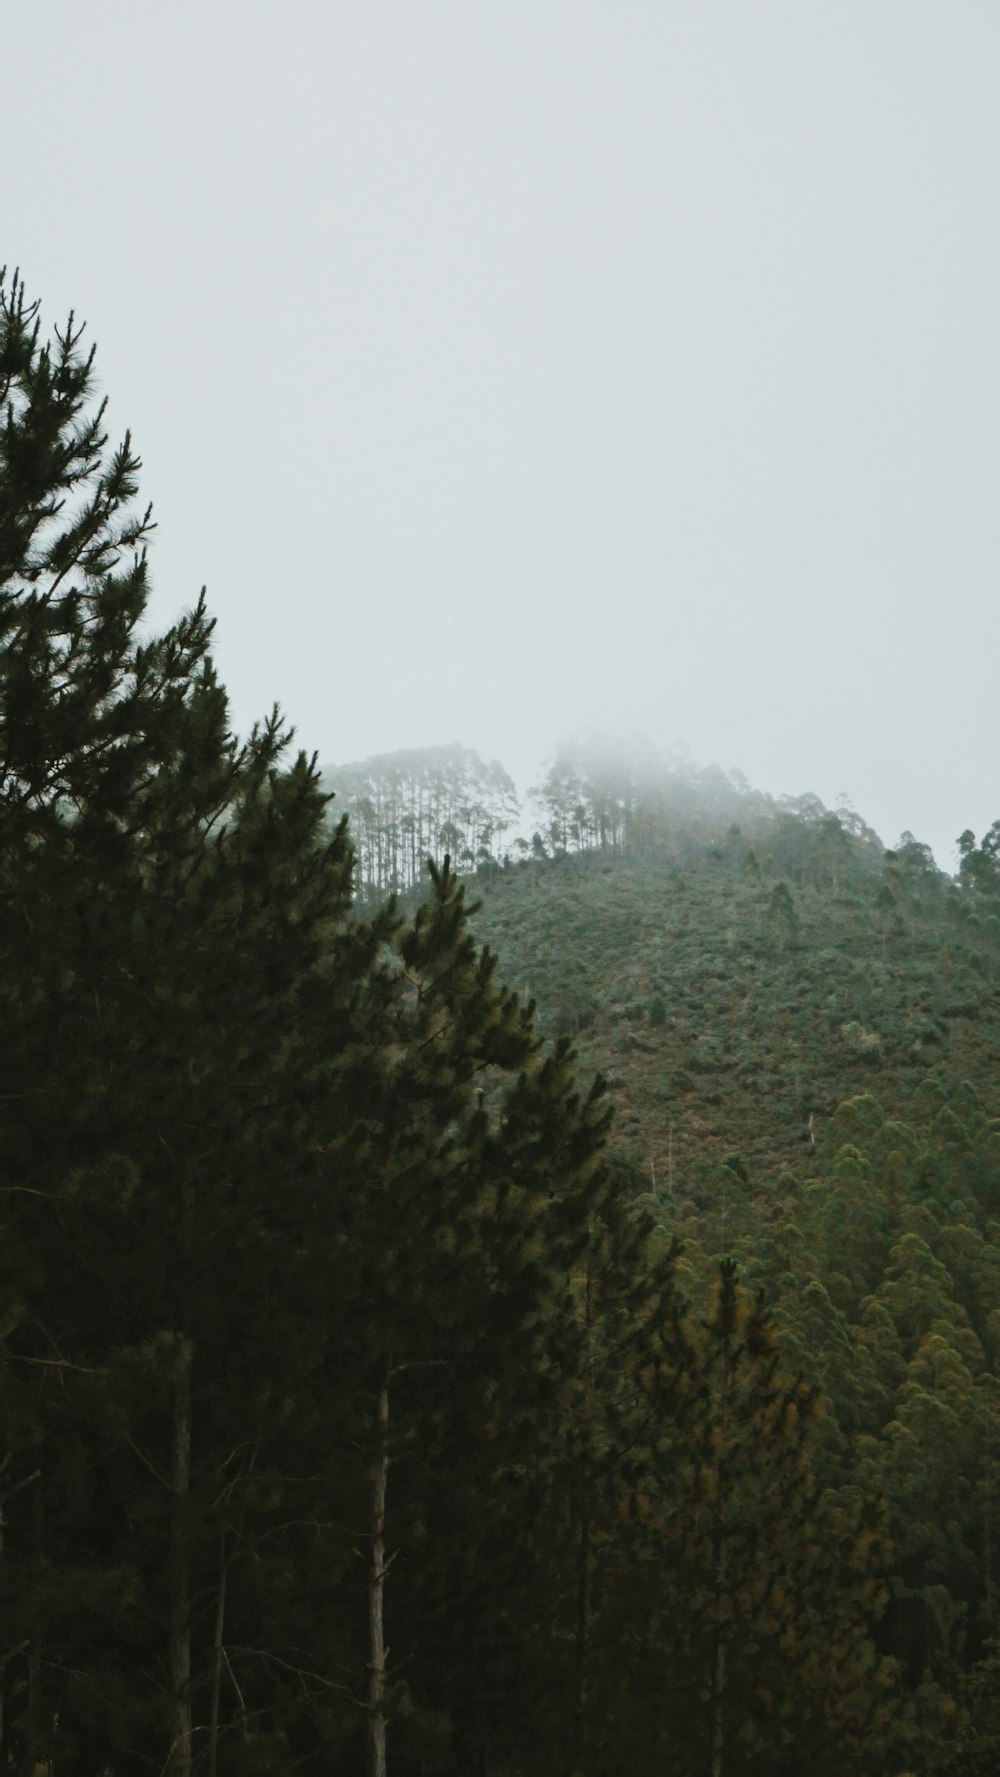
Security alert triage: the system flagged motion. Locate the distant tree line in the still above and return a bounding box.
[329,731,893,902]
[322,743,519,895]
[531,735,887,881]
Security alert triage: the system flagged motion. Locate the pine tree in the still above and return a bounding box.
[0,271,375,1770]
[0,266,228,1767]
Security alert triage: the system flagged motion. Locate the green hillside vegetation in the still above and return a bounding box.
[465,775,1000,1765]
[471,803,1000,1201]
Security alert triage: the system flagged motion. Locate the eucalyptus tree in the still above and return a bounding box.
[327,744,520,896]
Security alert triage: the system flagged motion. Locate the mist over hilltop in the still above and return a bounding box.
[322,731,895,900]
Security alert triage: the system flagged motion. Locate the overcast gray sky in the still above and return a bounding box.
[7,2,1000,866]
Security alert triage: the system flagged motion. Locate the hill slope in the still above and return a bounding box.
[467,823,1000,1210]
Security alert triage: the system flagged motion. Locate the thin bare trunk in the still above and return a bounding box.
[208,1537,228,1777]
[709,1636,726,1777]
[985,1490,995,1626]
[573,1256,597,1777]
[16,1479,47,1777]
[0,1457,8,1760]
[573,1513,592,1777]
[369,1378,390,1777]
[708,1323,731,1777]
[24,1639,41,1777]
[0,1465,39,1759]
[167,1336,193,1777]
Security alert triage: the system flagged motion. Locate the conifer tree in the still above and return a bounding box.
[0,271,372,1770]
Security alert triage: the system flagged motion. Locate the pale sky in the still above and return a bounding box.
[7,2,1000,867]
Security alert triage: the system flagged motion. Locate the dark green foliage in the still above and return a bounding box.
[0,267,376,1770]
[639,1262,898,1777]
[938,1639,1000,1775]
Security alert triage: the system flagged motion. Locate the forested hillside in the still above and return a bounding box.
[472,805,1000,1191]
[465,773,1000,1776]
[330,733,1000,1773]
[5,272,1000,1777]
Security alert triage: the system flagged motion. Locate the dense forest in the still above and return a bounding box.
[3,271,1000,1777]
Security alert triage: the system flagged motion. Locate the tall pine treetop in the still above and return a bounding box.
[0,269,292,855]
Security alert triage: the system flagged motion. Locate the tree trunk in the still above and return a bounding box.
[369,1377,390,1777]
[708,1301,732,1777]
[573,1512,592,1777]
[572,1256,597,1777]
[12,1476,48,1777]
[988,1495,995,1626]
[709,1635,726,1777]
[167,1335,193,1777]
[0,1464,39,1761]
[208,1537,228,1777]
